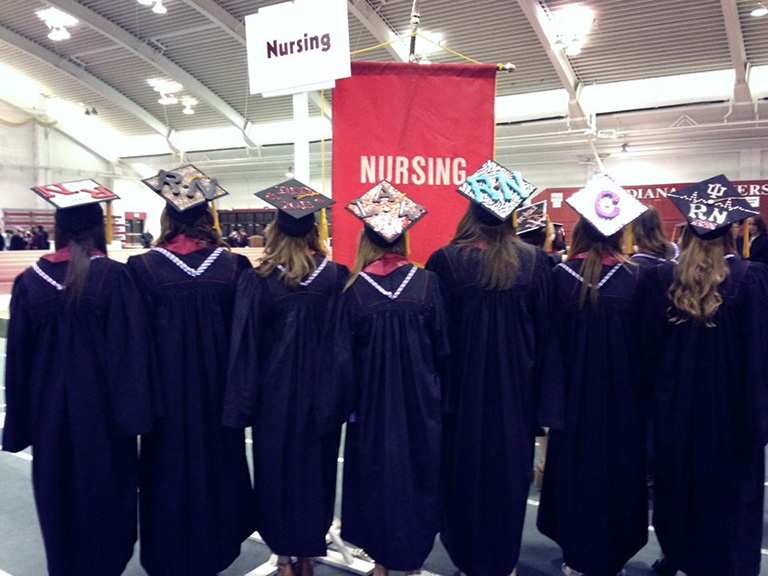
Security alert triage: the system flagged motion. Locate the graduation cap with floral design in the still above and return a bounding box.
[255,179,335,237]
[566,173,647,237]
[456,160,537,222]
[346,180,427,244]
[667,174,758,239]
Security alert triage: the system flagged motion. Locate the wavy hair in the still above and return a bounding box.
[634,207,673,259]
[344,229,407,291]
[668,225,733,326]
[258,220,327,288]
[155,207,229,249]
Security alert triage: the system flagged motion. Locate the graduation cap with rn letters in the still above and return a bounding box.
[566,173,647,237]
[456,160,537,222]
[142,164,228,214]
[346,180,427,244]
[31,179,119,232]
[667,174,758,239]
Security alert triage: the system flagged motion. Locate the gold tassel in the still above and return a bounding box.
[743,218,751,259]
[404,230,411,256]
[624,223,634,255]
[544,215,553,253]
[512,209,518,231]
[105,201,113,245]
[211,199,221,234]
[319,208,329,246]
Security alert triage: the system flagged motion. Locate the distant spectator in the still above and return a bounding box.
[0,232,4,251]
[37,226,50,250]
[238,227,249,247]
[9,227,26,250]
[29,228,40,250]
[3,229,11,250]
[140,230,154,249]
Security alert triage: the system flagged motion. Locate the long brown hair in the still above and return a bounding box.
[568,218,627,308]
[154,207,229,248]
[634,207,672,259]
[345,229,408,291]
[54,220,107,303]
[451,204,528,290]
[668,225,734,326]
[258,220,327,287]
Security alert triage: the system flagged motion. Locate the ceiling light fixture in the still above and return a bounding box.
[181,96,198,115]
[152,1,167,14]
[37,7,78,41]
[751,2,768,16]
[551,5,594,57]
[137,0,154,5]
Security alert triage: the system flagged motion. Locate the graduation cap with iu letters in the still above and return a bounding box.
[566,173,647,237]
[346,180,428,244]
[515,200,548,235]
[667,174,758,239]
[254,179,335,237]
[142,164,228,214]
[31,179,119,232]
[456,160,537,222]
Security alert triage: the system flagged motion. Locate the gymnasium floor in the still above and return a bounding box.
[1,338,767,576]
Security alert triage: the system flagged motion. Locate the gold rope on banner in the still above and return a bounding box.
[319,89,330,247]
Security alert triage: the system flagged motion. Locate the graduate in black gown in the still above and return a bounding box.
[426,162,563,576]
[746,215,768,264]
[630,206,680,268]
[537,174,651,576]
[645,176,768,576]
[129,166,253,576]
[3,187,154,576]
[224,181,346,576]
[518,200,562,268]
[320,181,449,576]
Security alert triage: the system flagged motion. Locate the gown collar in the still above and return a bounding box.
[42,246,105,263]
[570,251,621,266]
[159,233,210,255]
[362,253,411,276]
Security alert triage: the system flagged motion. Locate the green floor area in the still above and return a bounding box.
[0,338,766,576]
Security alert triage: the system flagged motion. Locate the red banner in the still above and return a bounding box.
[332,61,497,266]
[539,180,768,239]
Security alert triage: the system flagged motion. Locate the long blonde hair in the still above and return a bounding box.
[567,218,628,308]
[451,204,526,290]
[258,220,327,287]
[344,229,408,291]
[668,225,733,326]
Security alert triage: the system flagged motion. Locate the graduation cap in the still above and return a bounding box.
[31,179,119,232]
[566,173,647,237]
[456,160,537,223]
[515,201,548,235]
[667,174,758,239]
[142,165,228,223]
[254,179,335,237]
[346,180,427,245]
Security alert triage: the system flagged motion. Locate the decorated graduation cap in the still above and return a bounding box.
[667,174,758,239]
[456,160,537,224]
[255,179,335,237]
[31,179,119,232]
[142,164,228,224]
[566,173,647,237]
[515,200,548,235]
[346,180,428,246]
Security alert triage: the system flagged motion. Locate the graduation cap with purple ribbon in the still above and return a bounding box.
[346,180,427,244]
[566,173,647,237]
[456,160,537,222]
[667,174,758,239]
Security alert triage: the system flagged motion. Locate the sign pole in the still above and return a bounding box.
[292,92,311,183]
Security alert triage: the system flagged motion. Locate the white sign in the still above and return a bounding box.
[246,0,351,97]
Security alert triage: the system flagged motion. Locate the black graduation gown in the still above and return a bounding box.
[425,244,563,576]
[223,255,348,557]
[645,256,768,576]
[537,259,649,576]
[748,233,768,265]
[127,246,254,576]
[319,264,449,571]
[2,257,154,576]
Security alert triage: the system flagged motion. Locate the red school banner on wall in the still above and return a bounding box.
[332,61,497,266]
[538,180,768,239]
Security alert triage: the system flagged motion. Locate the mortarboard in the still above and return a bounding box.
[346,180,427,245]
[456,160,537,222]
[142,164,228,224]
[31,179,118,232]
[515,201,548,235]
[667,175,758,239]
[566,173,647,237]
[254,179,335,237]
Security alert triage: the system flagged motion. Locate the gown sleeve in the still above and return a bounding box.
[316,274,357,437]
[223,270,263,427]
[105,264,155,438]
[533,250,565,431]
[2,275,34,452]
